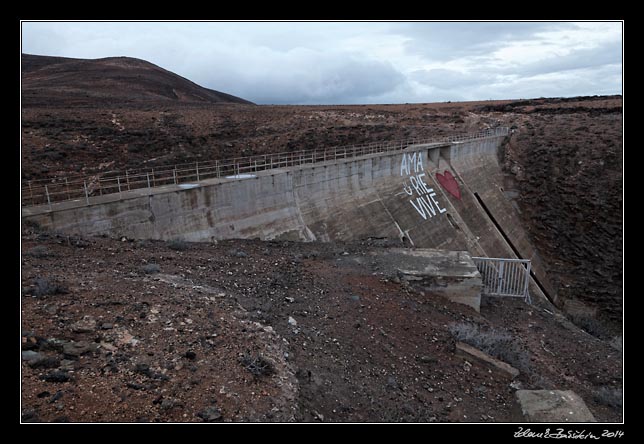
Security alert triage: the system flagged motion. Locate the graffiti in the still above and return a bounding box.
[400,151,424,176]
[401,152,447,220]
[436,170,461,200]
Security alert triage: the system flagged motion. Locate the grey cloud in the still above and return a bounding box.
[178,43,406,105]
[510,40,622,77]
[226,56,406,105]
[454,63,622,101]
[395,22,571,61]
[410,68,493,89]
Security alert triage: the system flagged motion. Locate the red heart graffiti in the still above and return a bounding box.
[436,170,461,200]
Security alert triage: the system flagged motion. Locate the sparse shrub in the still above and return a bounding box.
[567,313,612,340]
[23,220,42,232]
[40,150,64,161]
[448,322,531,373]
[141,263,161,274]
[167,239,189,251]
[33,277,68,297]
[27,245,50,258]
[593,386,622,410]
[239,353,275,377]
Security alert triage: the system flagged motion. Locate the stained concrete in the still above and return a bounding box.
[515,390,597,422]
[22,138,504,249]
[362,249,482,311]
[455,341,519,378]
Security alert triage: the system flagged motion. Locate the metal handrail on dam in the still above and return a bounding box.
[21,127,509,209]
[471,257,532,304]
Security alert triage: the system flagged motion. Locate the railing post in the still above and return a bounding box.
[216,160,220,178]
[83,181,89,206]
[117,176,122,199]
[524,261,532,304]
[173,167,177,185]
[196,162,200,181]
[146,173,151,194]
[151,168,156,187]
[496,261,505,295]
[97,178,103,196]
[45,185,52,210]
[126,170,130,191]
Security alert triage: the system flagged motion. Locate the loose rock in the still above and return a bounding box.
[70,315,97,333]
[198,406,222,422]
[41,371,70,383]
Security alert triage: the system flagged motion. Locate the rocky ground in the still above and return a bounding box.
[21,225,622,423]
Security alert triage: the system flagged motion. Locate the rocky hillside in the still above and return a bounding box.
[494,98,623,328]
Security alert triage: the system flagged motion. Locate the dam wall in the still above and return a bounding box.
[22,130,555,303]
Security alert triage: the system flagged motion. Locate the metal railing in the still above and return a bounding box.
[471,257,532,304]
[21,127,509,208]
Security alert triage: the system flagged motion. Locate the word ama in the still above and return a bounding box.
[400,152,447,220]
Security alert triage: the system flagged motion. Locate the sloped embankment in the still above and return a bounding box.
[21,227,622,422]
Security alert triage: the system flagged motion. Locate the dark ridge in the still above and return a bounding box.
[21,53,254,107]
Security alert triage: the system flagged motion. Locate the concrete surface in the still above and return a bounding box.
[364,248,482,311]
[22,138,502,246]
[515,390,597,422]
[455,341,519,379]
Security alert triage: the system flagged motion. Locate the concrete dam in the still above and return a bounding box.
[22,128,556,307]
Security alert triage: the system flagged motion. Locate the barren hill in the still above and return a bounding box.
[21,53,254,106]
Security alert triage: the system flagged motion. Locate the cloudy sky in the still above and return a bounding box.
[21,21,622,104]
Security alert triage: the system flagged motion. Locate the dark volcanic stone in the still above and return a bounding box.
[198,406,222,422]
[29,356,61,369]
[22,409,39,422]
[41,371,70,383]
[49,390,64,403]
[52,416,70,422]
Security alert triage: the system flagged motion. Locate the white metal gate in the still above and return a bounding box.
[471,257,532,304]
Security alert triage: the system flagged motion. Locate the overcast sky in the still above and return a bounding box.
[21,21,622,105]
